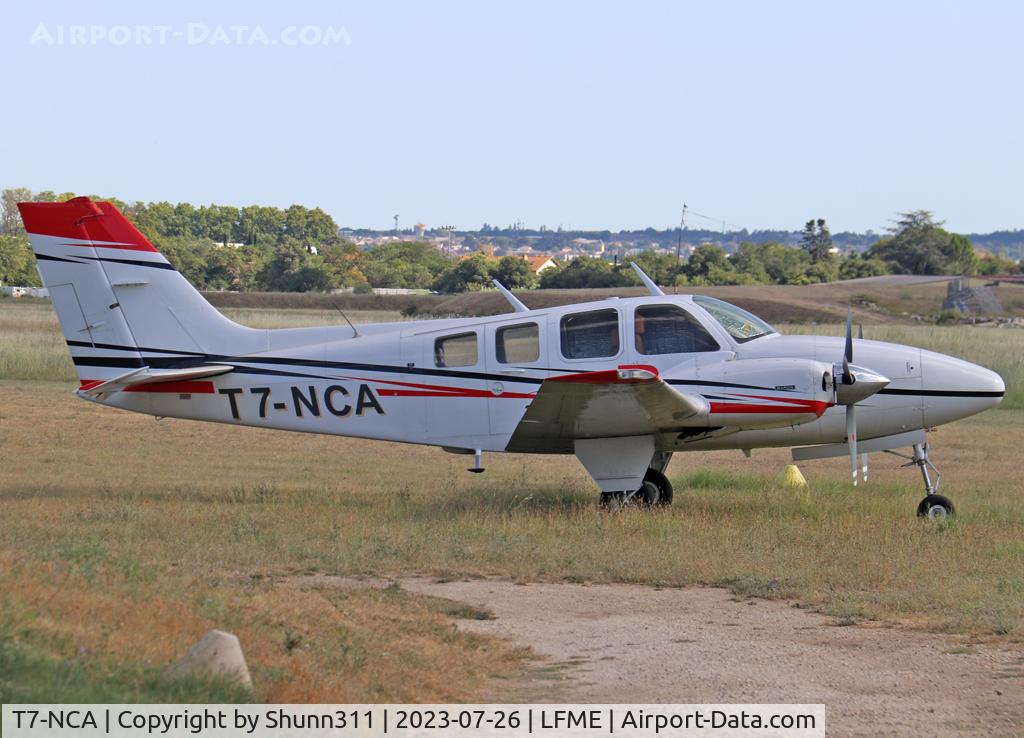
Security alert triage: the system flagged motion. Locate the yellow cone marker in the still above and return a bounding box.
[782,464,808,488]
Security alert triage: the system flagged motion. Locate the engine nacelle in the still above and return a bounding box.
[693,357,835,429]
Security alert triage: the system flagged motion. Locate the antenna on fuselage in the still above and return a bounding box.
[333,303,360,338]
[630,262,665,296]
[492,279,529,313]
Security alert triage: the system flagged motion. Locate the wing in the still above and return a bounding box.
[506,366,709,453]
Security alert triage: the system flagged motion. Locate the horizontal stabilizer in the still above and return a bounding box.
[78,364,234,397]
[791,429,926,462]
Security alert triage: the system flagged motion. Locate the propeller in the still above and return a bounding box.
[833,309,890,486]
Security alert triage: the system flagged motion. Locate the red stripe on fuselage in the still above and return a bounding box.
[709,400,829,415]
[79,379,215,393]
[716,393,832,417]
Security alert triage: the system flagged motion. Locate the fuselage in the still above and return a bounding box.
[94,294,1005,454]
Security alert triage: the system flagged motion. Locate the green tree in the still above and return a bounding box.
[538,256,632,289]
[869,210,978,275]
[493,255,538,289]
[433,253,495,293]
[799,218,833,262]
[200,205,241,246]
[261,237,330,292]
[839,252,889,280]
[360,241,448,289]
[319,241,365,289]
[975,252,1019,276]
[0,234,40,286]
[680,244,732,284]
[630,250,679,287]
[1,188,33,234]
[154,236,217,288]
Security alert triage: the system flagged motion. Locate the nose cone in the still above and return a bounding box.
[921,350,1005,426]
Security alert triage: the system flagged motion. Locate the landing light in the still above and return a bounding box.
[617,368,657,382]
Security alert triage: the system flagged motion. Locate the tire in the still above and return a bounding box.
[635,480,661,506]
[916,494,955,520]
[644,468,674,506]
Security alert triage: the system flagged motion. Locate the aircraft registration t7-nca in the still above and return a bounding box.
[18,198,1006,518]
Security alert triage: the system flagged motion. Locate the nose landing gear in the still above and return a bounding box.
[886,441,955,520]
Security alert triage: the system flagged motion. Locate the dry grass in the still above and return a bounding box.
[0,553,527,702]
[1,381,1021,638]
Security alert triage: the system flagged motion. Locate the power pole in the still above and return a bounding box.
[675,203,688,265]
[393,214,399,236]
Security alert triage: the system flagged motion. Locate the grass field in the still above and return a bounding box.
[1,296,1022,702]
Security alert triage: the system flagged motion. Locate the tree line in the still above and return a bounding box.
[1,188,1019,293]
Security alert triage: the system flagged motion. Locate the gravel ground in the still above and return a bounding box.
[377,579,1024,737]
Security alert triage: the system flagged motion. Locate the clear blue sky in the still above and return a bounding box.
[2,1,1021,233]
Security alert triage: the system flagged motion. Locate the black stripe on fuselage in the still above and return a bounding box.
[71,356,147,368]
[878,388,1005,398]
[667,378,789,393]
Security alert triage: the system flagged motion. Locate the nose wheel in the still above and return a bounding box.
[916,494,955,521]
[886,441,954,519]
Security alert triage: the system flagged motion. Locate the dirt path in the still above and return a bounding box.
[308,578,1023,737]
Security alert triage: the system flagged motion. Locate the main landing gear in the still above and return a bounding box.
[886,441,955,520]
[599,468,674,510]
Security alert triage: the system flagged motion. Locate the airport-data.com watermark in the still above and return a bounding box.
[28,22,351,47]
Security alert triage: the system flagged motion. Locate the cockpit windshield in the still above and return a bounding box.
[692,296,776,343]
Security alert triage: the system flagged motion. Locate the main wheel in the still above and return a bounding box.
[644,468,674,506]
[916,494,955,520]
[599,482,659,510]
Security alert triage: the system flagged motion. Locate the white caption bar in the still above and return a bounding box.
[2,704,824,738]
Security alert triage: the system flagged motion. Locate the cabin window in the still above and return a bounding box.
[496,322,540,363]
[560,308,620,359]
[435,332,478,367]
[634,304,720,355]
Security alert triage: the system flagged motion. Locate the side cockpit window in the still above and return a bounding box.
[635,304,720,355]
[560,308,619,359]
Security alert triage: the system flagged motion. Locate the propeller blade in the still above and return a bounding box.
[842,307,854,385]
[861,453,868,483]
[846,404,858,486]
[858,323,864,340]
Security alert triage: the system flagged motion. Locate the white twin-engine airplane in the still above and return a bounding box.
[19,198,1006,519]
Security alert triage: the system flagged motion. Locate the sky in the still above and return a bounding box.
[1,1,1021,233]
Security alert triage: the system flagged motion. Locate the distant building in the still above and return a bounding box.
[523,255,559,274]
[414,223,427,238]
